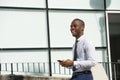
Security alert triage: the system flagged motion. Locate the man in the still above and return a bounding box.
[59,18,96,80]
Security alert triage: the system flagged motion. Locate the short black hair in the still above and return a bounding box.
[73,18,85,26]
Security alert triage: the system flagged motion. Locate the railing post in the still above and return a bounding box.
[11,63,13,75]
[0,63,1,75]
[113,63,117,80]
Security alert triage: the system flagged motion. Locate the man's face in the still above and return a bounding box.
[70,20,84,38]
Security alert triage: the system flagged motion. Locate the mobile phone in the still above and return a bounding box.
[57,60,63,62]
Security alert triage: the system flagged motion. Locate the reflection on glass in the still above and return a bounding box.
[106,0,120,10]
[106,0,111,8]
[49,11,106,47]
[48,0,104,10]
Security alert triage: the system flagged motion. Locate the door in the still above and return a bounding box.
[108,12,120,80]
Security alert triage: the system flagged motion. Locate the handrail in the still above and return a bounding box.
[0,62,120,80]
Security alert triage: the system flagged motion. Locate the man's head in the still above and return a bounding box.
[70,18,85,39]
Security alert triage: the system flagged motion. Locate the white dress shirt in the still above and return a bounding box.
[72,35,96,72]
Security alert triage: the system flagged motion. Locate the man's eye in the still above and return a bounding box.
[74,25,77,27]
[70,25,77,28]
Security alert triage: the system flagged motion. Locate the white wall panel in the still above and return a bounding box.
[0,0,45,8]
[0,10,47,48]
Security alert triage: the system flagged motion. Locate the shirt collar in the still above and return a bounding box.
[77,35,85,42]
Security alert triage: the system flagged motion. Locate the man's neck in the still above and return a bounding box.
[76,33,84,39]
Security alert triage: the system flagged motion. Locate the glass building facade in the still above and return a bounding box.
[0,0,120,80]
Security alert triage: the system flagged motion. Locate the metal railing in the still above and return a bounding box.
[0,62,50,75]
[111,62,120,80]
[0,62,120,80]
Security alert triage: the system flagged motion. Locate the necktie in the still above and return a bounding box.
[73,40,78,71]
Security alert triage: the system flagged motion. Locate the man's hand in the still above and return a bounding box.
[59,59,73,67]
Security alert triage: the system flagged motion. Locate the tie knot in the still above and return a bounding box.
[75,40,78,43]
